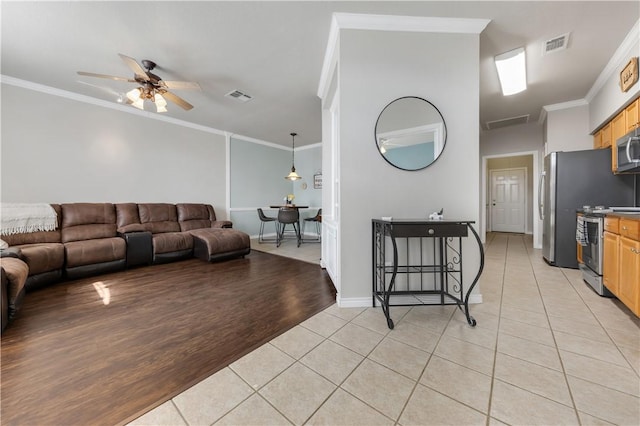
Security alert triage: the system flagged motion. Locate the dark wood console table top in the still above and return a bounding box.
[269,205,309,209]
[372,219,485,329]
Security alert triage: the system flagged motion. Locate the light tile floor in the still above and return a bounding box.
[129,233,640,426]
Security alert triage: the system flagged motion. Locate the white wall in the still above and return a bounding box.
[545,103,592,154]
[1,84,228,216]
[589,21,640,131]
[336,29,482,303]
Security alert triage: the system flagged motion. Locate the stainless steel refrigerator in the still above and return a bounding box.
[541,149,636,268]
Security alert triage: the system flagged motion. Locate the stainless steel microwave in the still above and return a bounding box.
[616,128,640,173]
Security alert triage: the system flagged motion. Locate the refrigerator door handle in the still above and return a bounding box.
[538,171,545,220]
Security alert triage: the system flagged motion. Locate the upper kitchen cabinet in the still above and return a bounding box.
[625,97,639,132]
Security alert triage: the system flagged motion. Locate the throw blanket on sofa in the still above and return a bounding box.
[1,203,57,235]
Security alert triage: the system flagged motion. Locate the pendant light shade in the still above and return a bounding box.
[285,132,302,181]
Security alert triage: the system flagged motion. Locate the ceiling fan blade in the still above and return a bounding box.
[77,80,120,96]
[161,81,201,91]
[77,71,135,82]
[161,90,194,110]
[118,53,148,80]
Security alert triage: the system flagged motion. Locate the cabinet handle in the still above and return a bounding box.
[428,228,435,235]
[632,248,640,254]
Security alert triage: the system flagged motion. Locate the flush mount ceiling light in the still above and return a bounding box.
[285,132,302,181]
[494,47,527,96]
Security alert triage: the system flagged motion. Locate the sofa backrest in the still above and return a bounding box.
[176,204,216,231]
[115,203,146,233]
[60,203,117,243]
[1,204,62,246]
[138,203,180,234]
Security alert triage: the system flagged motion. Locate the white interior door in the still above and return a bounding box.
[490,168,526,233]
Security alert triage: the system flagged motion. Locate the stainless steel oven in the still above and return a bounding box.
[578,214,614,297]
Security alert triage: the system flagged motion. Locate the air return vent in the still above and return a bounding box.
[225,89,253,103]
[486,114,530,130]
[543,33,570,55]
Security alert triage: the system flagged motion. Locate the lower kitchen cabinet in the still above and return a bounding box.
[618,235,640,315]
[603,231,619,295]
[603,216,640,317]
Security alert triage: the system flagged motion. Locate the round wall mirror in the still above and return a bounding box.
[375,96,447,171]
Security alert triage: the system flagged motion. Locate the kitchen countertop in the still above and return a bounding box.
[606,212,640,220]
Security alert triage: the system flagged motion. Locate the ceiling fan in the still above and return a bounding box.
[77,53,200,112]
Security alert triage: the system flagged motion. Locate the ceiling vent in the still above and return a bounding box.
[543,32,570,55]
[486,114,530,130]
[225,89,253,103]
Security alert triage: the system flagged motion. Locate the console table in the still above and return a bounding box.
[372,219,484,329]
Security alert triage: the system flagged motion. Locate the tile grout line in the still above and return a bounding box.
[524,236,584,425]
[484,231,508,425]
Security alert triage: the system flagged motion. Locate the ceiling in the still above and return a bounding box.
[2,1,638,147]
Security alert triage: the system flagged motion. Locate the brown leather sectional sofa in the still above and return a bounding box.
[0,202,250,332]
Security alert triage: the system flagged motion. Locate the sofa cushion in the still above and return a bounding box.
[151,232,193,255]
[190,228,250,262]
[16,243,65,275]
[64,237,126,268]
[138,204,180,234]
[115,203,146,233]
[61,203,117,243]
[177,203,214,231]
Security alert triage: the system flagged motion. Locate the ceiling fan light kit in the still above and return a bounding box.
[78,53,198,113]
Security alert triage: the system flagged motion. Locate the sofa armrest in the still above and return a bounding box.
[212,221,233,229]
[0,247,23,260]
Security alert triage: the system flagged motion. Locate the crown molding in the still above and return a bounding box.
[586,19,639,102]
[1,75,227,136]
[318,13,491,100]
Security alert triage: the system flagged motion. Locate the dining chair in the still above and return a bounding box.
[257,208,277,243]
[277,207,301,247]
[303,208,322,242]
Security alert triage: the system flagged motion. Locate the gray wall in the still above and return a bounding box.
[1,84,227,213]
[229,137,322,237]
[545,104,592,153]
[337,29,482,302]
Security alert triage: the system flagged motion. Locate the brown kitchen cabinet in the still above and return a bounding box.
[618,235,640,315]
[603,230,619,295]
[604,216,640,317]
[625,98,639,132]
[611,111,626,170]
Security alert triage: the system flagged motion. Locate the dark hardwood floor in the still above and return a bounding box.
[0,251,336,425]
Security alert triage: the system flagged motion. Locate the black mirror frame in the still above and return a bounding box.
[374,96,447,171]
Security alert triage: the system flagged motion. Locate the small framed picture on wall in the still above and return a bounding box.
[313,173,322,189]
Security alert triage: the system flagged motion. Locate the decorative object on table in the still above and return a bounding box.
[285,132,302,181]
[375,96,447,171]
[428,208,444,220]
[284,194,295,205]
[313,173,322,189]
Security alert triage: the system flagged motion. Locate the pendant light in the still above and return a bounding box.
[285,132,302,181]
